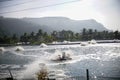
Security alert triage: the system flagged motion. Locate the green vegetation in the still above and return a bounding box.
[0,28,120,45]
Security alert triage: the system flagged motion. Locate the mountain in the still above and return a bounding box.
[0,17,108,36]
[0,17,46,36]
[23,17,107,32]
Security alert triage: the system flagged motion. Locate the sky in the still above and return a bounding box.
[0,0,120,31]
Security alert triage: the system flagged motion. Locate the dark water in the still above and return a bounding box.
[0,43,120,80]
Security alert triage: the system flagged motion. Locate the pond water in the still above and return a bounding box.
[0,43,120,80]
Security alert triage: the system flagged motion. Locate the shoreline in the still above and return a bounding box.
[0,40,120,47]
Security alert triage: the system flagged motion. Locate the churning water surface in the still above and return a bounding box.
[0,43,120,80]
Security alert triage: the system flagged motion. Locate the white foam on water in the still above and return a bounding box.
[2,43,120,79]
[0,64,10,69]
[0,47,5,54]
[48,49,75,64]
[17,59,67,79]
[103,49,120,60]
[16,50,51,79]
[17,60,43,79]
[15,46,24,51]
[40,43,48,48]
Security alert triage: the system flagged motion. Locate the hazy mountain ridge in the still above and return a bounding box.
[0,18,46,36]
[23,17,107,32]
[0,17,108,36]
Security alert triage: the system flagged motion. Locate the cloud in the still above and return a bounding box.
[0,0,12,2]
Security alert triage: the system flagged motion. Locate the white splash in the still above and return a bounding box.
[88,39,97,44]
[40,43,48,48]
[17,61,45,79]
[80,42,88,46]
[15,46,24,51]
[49,50,73,61]
[0,47,5,52]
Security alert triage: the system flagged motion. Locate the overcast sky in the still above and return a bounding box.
[0,0,120,31]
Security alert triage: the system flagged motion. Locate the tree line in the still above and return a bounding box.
[0,28,120,44]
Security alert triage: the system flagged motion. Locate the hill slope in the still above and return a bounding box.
[0,17,108,36]
[23,17,107,32]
